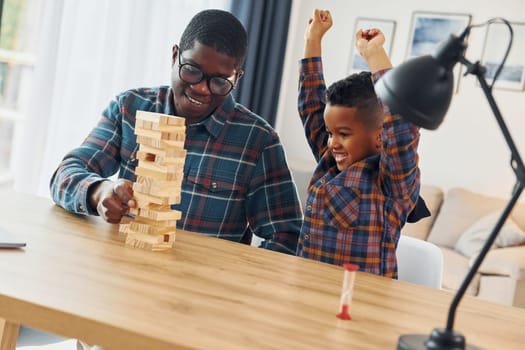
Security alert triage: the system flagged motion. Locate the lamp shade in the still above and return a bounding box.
[374,32,468,130]
[375,55,454,130]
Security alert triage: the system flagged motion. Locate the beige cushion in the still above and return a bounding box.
[477,276,522,306]
[511,198,525,229]
[454,211,525,258]
[427,188,525,248]
[440,247,480,295]
[402,185,444,240]
[477,246,525,279]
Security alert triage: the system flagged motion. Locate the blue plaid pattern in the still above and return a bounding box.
[50,86,302,254]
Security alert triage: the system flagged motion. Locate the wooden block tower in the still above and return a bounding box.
[119,111,186,251]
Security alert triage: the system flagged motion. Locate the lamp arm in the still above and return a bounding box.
[446,58,525,331]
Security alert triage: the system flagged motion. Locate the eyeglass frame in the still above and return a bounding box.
[177,47,239,96]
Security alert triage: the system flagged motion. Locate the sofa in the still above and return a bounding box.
[402,185,525,308]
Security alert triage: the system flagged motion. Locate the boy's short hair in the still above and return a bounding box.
[179,9,248,68]
[326,71,383,130]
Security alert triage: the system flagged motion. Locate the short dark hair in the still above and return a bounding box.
[179,9,248,68]
[326,71,383,130]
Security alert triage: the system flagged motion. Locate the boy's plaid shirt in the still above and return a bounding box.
[296,57,421,277]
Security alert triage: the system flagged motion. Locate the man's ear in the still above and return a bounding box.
[236,70,244,81]
[172,45,179,66]
[375,129,383,150]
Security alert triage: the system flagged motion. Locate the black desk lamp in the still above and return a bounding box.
[375,19,525,350]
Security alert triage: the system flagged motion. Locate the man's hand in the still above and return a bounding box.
[354,28,392,72]
[304,9,333,58]
[89,179,136,223]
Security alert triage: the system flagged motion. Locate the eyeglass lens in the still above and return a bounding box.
[179,62,234,96]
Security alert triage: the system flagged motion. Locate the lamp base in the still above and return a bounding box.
[398,328,481,350]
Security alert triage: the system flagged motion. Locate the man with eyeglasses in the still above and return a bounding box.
[49,9,303,255]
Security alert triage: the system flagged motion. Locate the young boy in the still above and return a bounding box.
[296,9,424,278]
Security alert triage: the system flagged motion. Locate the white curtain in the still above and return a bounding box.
[11,0,229,197]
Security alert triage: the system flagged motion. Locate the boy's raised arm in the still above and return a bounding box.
[303,9,332,58]
[354,28,392,73]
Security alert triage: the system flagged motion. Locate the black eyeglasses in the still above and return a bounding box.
[178,51,237,96]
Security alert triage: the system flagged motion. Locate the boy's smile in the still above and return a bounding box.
[324,104,381,171]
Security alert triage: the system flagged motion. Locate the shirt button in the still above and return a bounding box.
[79,205,85,212]
[320,178,325,184]
[211,182,218,190]
[306,205,312,212]
[304,234,310,240]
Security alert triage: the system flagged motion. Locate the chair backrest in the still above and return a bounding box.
[396,235,443,289]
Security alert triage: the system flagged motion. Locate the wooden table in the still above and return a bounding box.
[1,190,524,350]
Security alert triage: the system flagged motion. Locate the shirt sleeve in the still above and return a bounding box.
[246,131,303,255]
[49,99,125,215]
[374,70,421,210]
[297,57,329,162]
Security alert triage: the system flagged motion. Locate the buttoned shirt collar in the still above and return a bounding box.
[183,94,235,139]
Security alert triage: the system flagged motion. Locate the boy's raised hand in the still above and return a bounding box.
[304,9,333,58]
[355,29,385,60]
[305,9,333,42]
[354,28,392,72]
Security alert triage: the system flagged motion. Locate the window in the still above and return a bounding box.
[0,0,41,185]
[4,0,230,195]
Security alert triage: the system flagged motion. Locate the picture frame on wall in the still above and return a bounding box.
[348,18,396,74]
[406,12,471,92]
[406,12,471,58]
[481,21,525,91]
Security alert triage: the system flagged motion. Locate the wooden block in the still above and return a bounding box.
[119,223,130,234]
[137,159,184,175]
[135,111,186,133]
[135,119,154,130]
[133,179,182,198]
[136,151,156,162]
[122,226,164,242]
[136,111,171,124]
[125,232,175,251]
[136,135,184,149]
[135,164,183,181]
[133,216,178,227]
[129,222,176,235]
[134,192,181,207]
[136,150,186,165]
[167,131,185,142]
[135,127,185,142]
[152,124,185,132]
[135,175,180,189]
[123,226,176,244]
[138,144,187,159]
[133,203,171,211]
[167,116,185,126]
[136,111,185,125]
[129,207,182,221]
[136,119,185,132]
[136,119,185,133]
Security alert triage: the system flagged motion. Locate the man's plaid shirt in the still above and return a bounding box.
[296,57,421,277]
[50,87,302,254]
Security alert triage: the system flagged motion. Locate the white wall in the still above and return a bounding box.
[276,0,525,203]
